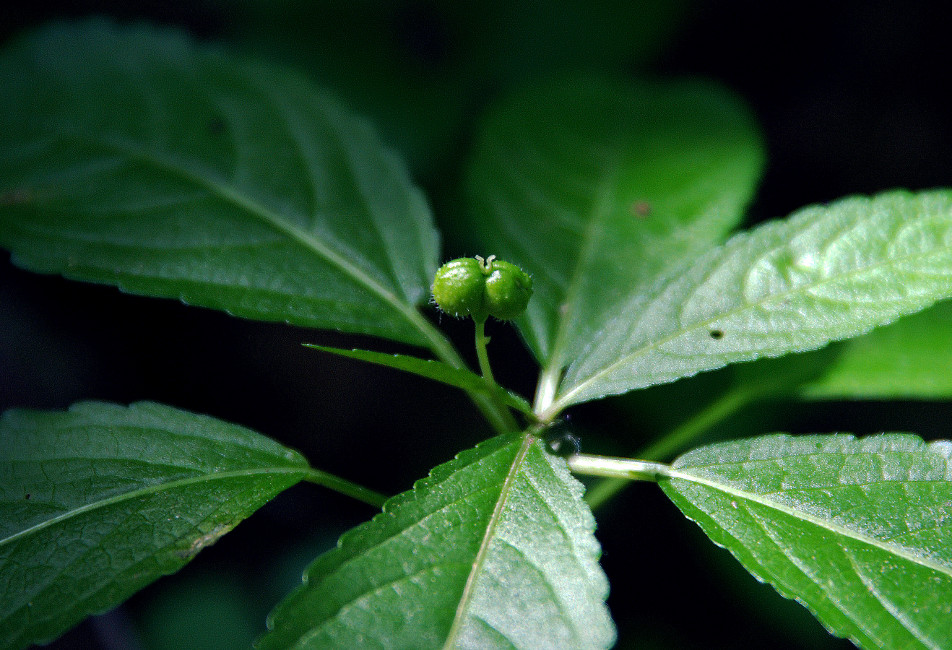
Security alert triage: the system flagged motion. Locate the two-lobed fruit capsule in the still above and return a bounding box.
[432,255,533,321]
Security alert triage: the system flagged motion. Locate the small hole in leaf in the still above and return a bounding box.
[24,494,31,500]
[709,329,724,340]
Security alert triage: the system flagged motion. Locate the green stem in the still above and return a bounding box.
[474,317,497,387]
[584,385,754,510]
[642,385,753,460]
[418,313,517,434]
[568,454,669,481]
[533,363,562,421]
[304,468,389,509]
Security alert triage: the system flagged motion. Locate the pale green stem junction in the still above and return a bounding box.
[583,384,756,510]
[567,454,670,482]
[533,363,562,421]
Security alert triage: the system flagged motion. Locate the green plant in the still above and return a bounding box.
[2,16,952,650]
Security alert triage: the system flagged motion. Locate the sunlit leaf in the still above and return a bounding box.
[553,190,952,413]
[660,433,952,649]
[260,433,614,649]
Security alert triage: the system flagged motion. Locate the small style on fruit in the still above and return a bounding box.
[431,256,532,321]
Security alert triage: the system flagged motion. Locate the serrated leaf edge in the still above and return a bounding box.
[2,19,446,350]
[262,433,523,641]
[553,190,952,412]
[665,467,952,577]
[442,434,535,648]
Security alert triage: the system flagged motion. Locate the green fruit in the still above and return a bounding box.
[484,259,533,320]
[431,256,532,321]
[431,257,487,319]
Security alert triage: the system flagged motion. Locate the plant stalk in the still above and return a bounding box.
[474,317,497,387]
[533,363,562,421]
[568,454,669,481]
[304,468,389,509]
[418,313,518,434]
[584,385,754,509]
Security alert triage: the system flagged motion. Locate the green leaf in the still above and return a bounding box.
[0,401,309,650]
[304,344,533,414]
[659,433,952,650]
[259,433,614,649]
[464,76,764,377]
[551,189,952,414]
[798,299,952,400]
[0,20,439,347]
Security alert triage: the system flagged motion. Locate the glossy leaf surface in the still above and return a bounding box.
[0,20,439,346]
[465,76,764,374]
[660,433,952,649]
[260,433,614,649]
[553,190,952,412]
[0,401,309,650]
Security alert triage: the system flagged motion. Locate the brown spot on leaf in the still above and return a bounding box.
[631,201,651,217]
[176,523,234,560]
[1,188,32,205]
[709,329,724,340]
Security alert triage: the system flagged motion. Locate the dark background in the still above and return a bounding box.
[2,2,951,648]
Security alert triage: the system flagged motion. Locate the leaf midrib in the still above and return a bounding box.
[534,149,621,414]
[542,157,620,372]
[51,132,453,355]
[443,434,535,648]
[65,133,404,306]
[43,129,494,423]
[0,465,306,547]
[286,473,513,648]
[552,215,952,413]
[666,469,952,576]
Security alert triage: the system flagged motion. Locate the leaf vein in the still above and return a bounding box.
[0,466,305,548]
[669,472,952,576]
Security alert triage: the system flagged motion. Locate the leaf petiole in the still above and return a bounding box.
[584,385,755,509]
[303,344,533,416]
[303,468,389,509]
[567,454,670,482]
